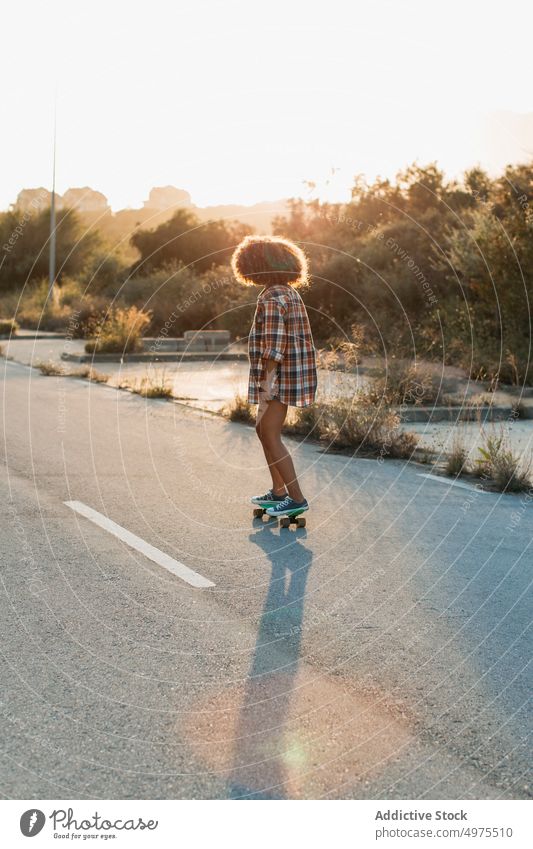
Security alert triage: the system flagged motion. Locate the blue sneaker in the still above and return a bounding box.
[251,489,287,508]
[265,496,309,517]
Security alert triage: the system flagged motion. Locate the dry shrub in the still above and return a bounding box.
[35,360,110,383]
[445,429,469,477]
[285,402,326,437]
[271,390,418,458]
[370,360,441,406]
[35,359,66,376]
[128,370,173,398]
[85,306,151,354]
[225,394,255,423]
[320,393,418,457]
[224,387,418,458]
[317,325,365,372]
[316,349,340,370]
[69,366,110,383]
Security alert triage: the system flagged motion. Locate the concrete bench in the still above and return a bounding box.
[142,330,231,353]
[182,330,230,350]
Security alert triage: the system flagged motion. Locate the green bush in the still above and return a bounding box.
[120,262,251,341]
[475,428,531,492]
[0,318,19,336]
[5,278,103,335]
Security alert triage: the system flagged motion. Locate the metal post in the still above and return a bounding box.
[48,98,57,303]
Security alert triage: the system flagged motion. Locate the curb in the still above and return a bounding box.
[60,351,248,363]
[398,405,531,423]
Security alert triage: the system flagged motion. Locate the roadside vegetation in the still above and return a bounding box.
[28,352,533,491]
[365,360,456,406]
[0,318,18,336]
[474,428,532,492]
[4,155,533,490]
[34,360,189,400]
[35,360,110,383]
[84,306,151,354]
[35,359,66,375]
[225,394,256,423]
[439,424,532,493]
[312,393,418,458]
[126,370,174,399]
[224,382,532,490]
[2,161,532,387]
[225,390,418,459]
[444,430,470,478]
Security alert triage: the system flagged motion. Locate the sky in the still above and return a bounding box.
[2,0,533,211]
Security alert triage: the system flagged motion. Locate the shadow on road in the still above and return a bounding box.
[229,523,313,799]
[182,519,413,798]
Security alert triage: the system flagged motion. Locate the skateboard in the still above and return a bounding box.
[252,507,306,528]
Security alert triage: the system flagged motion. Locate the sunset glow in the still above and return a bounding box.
[2,0,533,210]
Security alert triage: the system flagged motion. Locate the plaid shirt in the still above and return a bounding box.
[247,284,317,407]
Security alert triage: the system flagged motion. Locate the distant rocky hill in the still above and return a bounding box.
[12,185,290,262]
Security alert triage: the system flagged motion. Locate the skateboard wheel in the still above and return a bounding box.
[280,517,291,528]
[253,508,264,518]
[296,517,306,528]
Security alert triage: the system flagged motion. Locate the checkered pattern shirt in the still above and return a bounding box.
[247,284,317,407]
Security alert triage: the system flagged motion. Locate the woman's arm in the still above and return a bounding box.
[260,358,279,400]
[257,297,287,400]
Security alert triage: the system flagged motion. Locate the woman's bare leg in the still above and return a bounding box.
[256,398,305,502]
[256,398,286,494]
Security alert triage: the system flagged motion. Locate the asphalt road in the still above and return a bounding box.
[1,358,531,799]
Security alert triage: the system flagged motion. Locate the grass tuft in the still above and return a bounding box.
[36,359,66,376]
[475,427,532,492]
[35,360,111,383]
[128,369,174,398]
[70,366,110,383]
[445,429,470,477]
[225,394,255,423]
[370,360,444,406]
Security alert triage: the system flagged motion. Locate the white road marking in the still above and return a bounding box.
[417,473,490,494]
[64,500,214,588]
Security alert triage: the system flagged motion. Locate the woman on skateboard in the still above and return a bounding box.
[231,235,317,520]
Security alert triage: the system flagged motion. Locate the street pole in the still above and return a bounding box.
[48,97,57,303]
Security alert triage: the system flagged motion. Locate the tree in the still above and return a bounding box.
[432,164,533,381]
[129,208,251,274]
[0,206,101,292]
